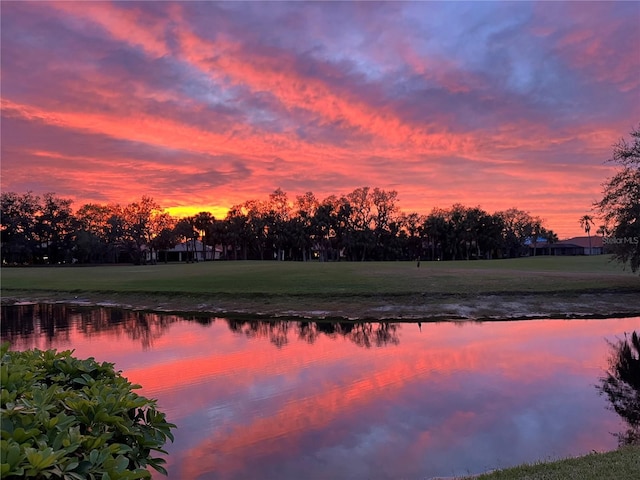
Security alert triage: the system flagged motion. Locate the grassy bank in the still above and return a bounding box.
[2,256,639,320]
[460,446,640,480]
[2,256,637,294]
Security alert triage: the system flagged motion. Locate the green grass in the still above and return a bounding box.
[462,446,640,480]
[1,256,637,296]
[2,256,638,319]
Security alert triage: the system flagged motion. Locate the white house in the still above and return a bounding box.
[159,240,218,262]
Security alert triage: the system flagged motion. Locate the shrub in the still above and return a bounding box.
[0,343,176,479]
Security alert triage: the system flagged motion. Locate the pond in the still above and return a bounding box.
[1,304,637,479]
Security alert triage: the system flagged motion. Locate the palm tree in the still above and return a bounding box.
[530,220,543,257]
[173,218,198,262]
[597,225,609,237]
[193,211,215,261]
[579,214,594,255]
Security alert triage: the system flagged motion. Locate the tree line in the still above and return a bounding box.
[0,187,559,265]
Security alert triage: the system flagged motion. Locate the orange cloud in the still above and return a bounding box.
[2,1,637,238]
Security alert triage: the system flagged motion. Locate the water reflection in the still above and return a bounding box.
[2,304,178,350]
[1,304,402,351]
[230,319,400,348]
[597,331,640,446]
[1,304,638,480]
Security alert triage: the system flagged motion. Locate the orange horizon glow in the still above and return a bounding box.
[1,2,638,239]
[165,205,230,220]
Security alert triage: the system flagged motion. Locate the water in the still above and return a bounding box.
[1,304,637,479]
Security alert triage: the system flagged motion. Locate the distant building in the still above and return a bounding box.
[529,236,604,256]
[157,240,219,262]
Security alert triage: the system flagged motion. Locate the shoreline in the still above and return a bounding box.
[3,289,640,321]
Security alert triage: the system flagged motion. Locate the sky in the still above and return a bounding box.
[1,1,639,239]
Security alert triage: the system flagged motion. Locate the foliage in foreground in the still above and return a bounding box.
[0,344,176,479]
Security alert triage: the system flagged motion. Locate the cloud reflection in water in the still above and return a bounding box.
[1,305,636,479]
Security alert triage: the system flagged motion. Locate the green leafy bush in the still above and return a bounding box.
[0,343,176,479]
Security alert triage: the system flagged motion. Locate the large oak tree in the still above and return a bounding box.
[596,126,640,273]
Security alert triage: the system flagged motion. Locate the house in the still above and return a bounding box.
[157,240,219,262]
[530,236,604,256]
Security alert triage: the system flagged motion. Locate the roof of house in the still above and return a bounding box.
[553,236,603,248]
[169,240,214,252]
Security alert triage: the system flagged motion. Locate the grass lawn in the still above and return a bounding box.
[2,255,638,294]
[461,446,640,480]
[2,256,639,319]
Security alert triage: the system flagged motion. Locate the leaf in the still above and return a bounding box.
[25,448,43,467]
[3,348,175,478]
[115,454,129,471]
[72,377,88,386]
[127,468,152,479]
[3,442,22,466]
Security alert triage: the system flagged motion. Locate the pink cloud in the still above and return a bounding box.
[2,1,638,238]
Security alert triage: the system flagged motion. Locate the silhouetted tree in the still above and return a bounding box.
[173,218,198,262]
[596,125,640,273]
[597,331,640,446]
[345,187,375,261]
[423,208,447,261]
[295,191,319,261]
[0,191,40,264]
[105,206,127,263]
[579,214,594,255]
[225,205,249,260]
[244,199,270,260]
[151,227,178,263]
[75,203,113,263]
[120,197,167,264]
[542,228,559,256]
[371,188,399,259]
[499,208,537,258]
[477,212,505,259]
[399,212,425,261]
[266,188,291,261]
[193,211,215,261]
[35,193,75,264]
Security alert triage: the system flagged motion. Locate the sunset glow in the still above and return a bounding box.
[2,1,639,238]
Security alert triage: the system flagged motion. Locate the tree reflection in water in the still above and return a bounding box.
[0,304,73,346]
[227,319,292,348]
[1,304,193,350]
[597,331,640,446]
[1,304,403,351]
[228,319,400,348]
